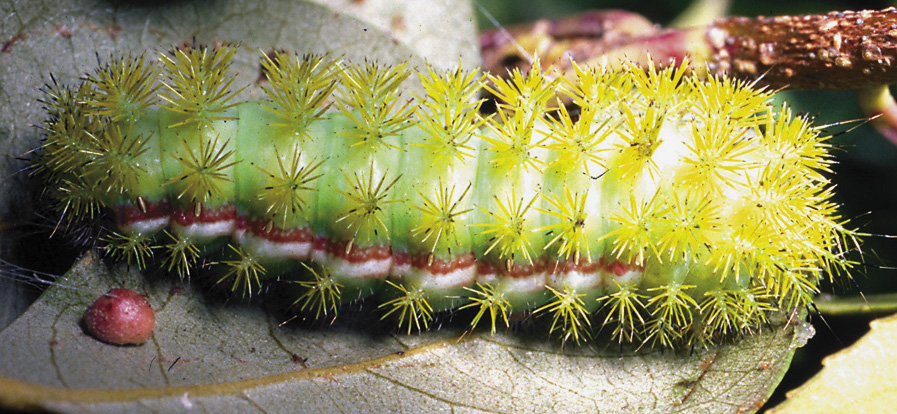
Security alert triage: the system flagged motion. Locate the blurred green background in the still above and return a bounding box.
[476,0,897,408]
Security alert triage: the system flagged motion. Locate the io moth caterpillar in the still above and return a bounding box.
[36,44,857,347]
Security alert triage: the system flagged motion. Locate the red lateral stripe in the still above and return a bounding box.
[408,252,477,275]
[236,216,315,243]
[114,203,642,280]
[315,237,393,263]
[171,205,237,226]
[113,199,172,228]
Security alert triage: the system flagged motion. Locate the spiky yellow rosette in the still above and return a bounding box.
[36,44,856,347]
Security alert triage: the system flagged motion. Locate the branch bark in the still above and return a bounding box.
[481,7,897,90]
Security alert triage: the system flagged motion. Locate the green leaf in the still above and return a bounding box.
[0,252,807,413]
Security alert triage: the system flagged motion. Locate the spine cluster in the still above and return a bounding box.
[37,45,855,347]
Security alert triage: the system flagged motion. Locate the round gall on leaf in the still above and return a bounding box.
[84,288,155,345]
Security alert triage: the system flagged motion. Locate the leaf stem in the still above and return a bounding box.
[814,293,897,316]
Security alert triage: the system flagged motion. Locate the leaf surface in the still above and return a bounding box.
[0,252,809,413]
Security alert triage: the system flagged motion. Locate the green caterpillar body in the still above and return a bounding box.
[37,45,855,347]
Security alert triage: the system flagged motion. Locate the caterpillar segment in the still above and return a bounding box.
[36,45,856,347]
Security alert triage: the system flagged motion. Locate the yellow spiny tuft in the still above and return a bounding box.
[39,82,103,177]
[699,288,773,339]
[486,56,558,116]
[476,191,540,265]
[625,57,687,113]
[53,176,104,221]
[687,73,771,126]
[757,105,833,178]
[293,263,342,319]
[654,192,719,263]
[337,60,414,152]
[605,193,665,265]
[545,103,614,176]
[707,221,773,282]
[256,146,325,228]
[414,65,484,164]
[482,106,548,172]
[83,54,159,121]
[678,118,754,196]
[411,180,473,254]
[537,188,590,264]
[379,281,434,334]
[769,268,822,310]
[217,244,267,298]
[698,290,744,338]
[614,104,665,181]
[41,125,98,178]
[41,77,91,120]
[167,135,237,205]
[158,45,242,127]
[644,284,699,348]
[609,60,689,182]
[161,230,199,279]
[600,284,648,345]
[536,285,592,345]
[746,167,825,233]
[459,283,510,334]
[482,57,556,173]
[561,59,632,109]
[334,161,401,243]
[735,288,775,332]
[102,231,154,270]
[82,123,150,197]
[261,52,337,139]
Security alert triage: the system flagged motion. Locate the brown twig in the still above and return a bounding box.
[708,8,897,89]
[480,8,897,90]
